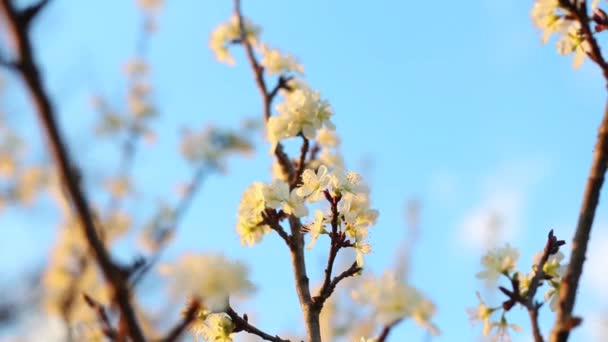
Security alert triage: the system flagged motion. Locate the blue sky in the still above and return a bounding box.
[2,0,608,341]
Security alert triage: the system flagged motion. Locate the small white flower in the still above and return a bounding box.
[476,244,520,286]
[297,165,331,202]
[262,179,289,209]
[306,210,327,249]
[259,44,304,75]
[283,188,308,217]
[209,15,260,65]
[354,240,371,267]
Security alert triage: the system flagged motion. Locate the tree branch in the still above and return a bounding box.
[550,1,608,341]
[226,306,290,342]
[233,0,294,181]
[233,2,319,340]
[0,2,145,340]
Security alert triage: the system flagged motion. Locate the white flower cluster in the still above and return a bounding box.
[160,253,255,311]
[268,87,335,149]
[190,311,235,342]
[352,271,439,336]
[470,243,568,340]
[209,14,306,76]
[209,15,261,65]
[236,165,378,266]
[258,43,304,75]
[531,0,591,68]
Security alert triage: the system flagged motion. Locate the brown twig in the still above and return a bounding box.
[233,0,294,181]
[0,2,145,341]
[159,298,201,342]
[499,230,565,342]
[263,209,293,248]
[377,321,399,342]
[292,134,309,187]
[83,293,119,340]
[226,306,291,342]
[312,192,357,311]
[550,1,608,341]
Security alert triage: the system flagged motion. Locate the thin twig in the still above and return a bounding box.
[377,321,399,342]
[83,293,118,340]
[263,209,292,248]
[550,1,608,341]
[131,163,209,288]
[499,230,565,342]
[233,0,294,181]
[159,299,201,342]
[226,306,291,342]
[0,2,145,341]
[292,134,309,187]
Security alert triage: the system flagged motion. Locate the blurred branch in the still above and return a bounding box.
[551,1,608,341]
[83,293,118,340]
[131,163,210,288]
[0,1,145,341]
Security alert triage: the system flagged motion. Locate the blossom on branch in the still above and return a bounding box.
[268,88,334,148]
[258,43,304,75]
[210,14,261,65]
[476,243,520,286]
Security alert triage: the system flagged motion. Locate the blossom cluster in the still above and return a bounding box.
[209,15,305,76]
[209,14,261,65]
[470,243,568,340]
[267,86,335,149]
[236,165,378,266]
[531,0,592,68]
[352,271,439,336]
[188,309,235,342]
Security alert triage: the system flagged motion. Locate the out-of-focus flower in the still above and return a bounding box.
[352,271,439,335]
[160,253,255,311]
[476,244,520,286]
[259,44,304,75]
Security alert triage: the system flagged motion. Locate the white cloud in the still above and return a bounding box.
[457,159,547,251]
